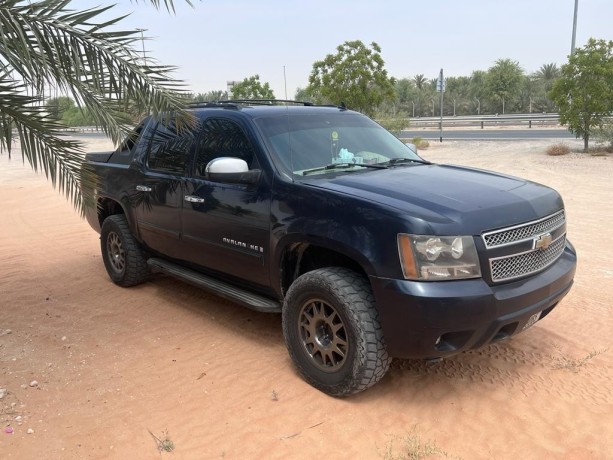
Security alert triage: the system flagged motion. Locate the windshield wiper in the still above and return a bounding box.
[385,157,432,166]
[301,162,388,176]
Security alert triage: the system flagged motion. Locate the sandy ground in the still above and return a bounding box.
[1,135,612,460]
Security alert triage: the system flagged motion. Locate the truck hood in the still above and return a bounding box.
[302,164,563,234]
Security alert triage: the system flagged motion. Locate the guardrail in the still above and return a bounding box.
[59,126,106,133]
[408,113,560,129]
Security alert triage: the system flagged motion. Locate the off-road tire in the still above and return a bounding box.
[100,214,149,287]
[282,267,391,396]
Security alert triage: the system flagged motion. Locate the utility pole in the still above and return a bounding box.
[571,0,578,54]
[436,69,445,142]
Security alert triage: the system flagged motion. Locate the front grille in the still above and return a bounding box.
[482,210,565,248]
[490,235,566,282]
[482,210,567,283]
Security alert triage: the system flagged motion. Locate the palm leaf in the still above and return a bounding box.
[0,0,196,210]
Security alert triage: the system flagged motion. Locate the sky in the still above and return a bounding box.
[78,0,613,98]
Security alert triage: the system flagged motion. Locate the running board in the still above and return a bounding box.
[147,258,282,313]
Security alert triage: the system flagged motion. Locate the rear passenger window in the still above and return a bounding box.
[146,119,196,174]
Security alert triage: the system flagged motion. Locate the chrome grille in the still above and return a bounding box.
[482,210,565,248]
[490,235,566,282]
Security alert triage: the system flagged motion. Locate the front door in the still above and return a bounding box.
[180,117,271,288]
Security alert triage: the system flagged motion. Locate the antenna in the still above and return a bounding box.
[283,65,288,100]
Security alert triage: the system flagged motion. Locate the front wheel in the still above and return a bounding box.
[100,214,149,287]
[282,267,391,396]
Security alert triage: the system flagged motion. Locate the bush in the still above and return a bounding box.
[595,123,613,150]
[412,137,430,149]
[546,143,570,156]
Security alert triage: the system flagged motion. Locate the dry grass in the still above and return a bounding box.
[546,143,571,156]
[552,348,607,373]
[148,429,175,453]
[381,428,456,459]
[412,137,430,150]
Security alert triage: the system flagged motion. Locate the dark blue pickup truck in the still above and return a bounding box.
[83,101,576,396]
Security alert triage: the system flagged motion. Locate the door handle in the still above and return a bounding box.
[136,185,152,192]
[184,195,205,203]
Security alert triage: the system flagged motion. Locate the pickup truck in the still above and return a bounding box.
[83,101,576,396]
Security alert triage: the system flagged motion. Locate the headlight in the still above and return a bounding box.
[397,234,481,280]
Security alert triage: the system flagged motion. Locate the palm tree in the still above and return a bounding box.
[413,74,427,90]
[534,63,561,92]
[0,0,195,209]
[535,63,561,82]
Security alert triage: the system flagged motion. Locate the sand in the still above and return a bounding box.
[1,136,611,459]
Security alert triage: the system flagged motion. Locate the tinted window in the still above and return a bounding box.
[195,118,257,177]
[146,119,195,174]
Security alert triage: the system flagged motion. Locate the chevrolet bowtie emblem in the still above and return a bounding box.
[535,233,553,250]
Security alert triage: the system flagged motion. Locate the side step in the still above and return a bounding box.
[147,258,282,313]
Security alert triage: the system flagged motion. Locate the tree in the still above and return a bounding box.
[550,38,613,151]
[46,97,75,121]
[230,75,274,100]
[192,90,229,102]
[294,87,316,103]
[535,63,561,91]
[413,74,427,91]
[46,97,96,126]
[0,0,194,208]
[485,59,524,113]
[306,40,395,116]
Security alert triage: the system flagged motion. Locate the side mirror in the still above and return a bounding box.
[205,157,260,185]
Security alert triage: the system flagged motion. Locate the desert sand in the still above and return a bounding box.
[1,135,612,459]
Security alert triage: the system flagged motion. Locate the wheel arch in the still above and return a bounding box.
[276,237,376,298]
[95,194,139,238]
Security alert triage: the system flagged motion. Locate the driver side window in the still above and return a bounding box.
[195,118,258,177]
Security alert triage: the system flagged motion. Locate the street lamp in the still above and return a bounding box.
[571,0,579,55]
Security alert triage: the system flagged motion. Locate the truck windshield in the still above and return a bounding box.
[253,112,423,176]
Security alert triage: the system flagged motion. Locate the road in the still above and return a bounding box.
[401,128,575,140]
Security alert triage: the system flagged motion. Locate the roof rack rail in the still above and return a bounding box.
[186,101,240,109]
[224,99,314,106]
[187,99,316,109]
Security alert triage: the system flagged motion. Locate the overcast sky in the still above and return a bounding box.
[80,0,612,97]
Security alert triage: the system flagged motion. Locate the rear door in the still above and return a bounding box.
[181,116,272,288]
[131,119,194,259]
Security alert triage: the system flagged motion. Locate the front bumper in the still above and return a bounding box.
[370,241,577,359]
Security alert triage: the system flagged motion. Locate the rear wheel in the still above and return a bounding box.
[282,267,390,396]
[100,214,149,287]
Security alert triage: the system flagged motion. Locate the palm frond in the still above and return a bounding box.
[0,0,196,210]
[0,73,97,210]
[133,0,196,14]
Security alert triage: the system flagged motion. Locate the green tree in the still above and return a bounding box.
[469,70,488,114]
[46,97,75,121]
[413,74,427,91]
[230,75,275,100]
[306,40,395,116]
[550,39,613,151]
[294,87,316,103]
[535,63,561,91]
[0,0,194,208]
[192,90,228,102]
[485,59,524,113]
[46,97,96,126]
